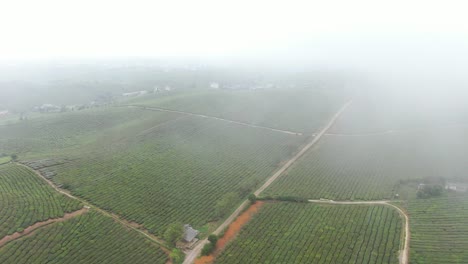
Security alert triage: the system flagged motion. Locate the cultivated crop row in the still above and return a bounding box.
[407,193,468,263]
[265,130,468,200]
[0,164,82,238]
[49,116,305,236]
[0,211,168,264]
[128,89,348,134]
[216,202,401,264]
[0,107,177,157]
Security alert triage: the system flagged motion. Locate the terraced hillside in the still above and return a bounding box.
[216,202,402,264]
[0,164,82,238]
[125,89,347,134]
[0,211,168,264]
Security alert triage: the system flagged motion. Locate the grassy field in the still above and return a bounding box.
[125,89,348,134]
[216,202,402,264]
[406,192,468,264]
[0,164,82,238]
[0,211,168,264]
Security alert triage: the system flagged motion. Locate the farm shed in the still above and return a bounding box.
[183,224,199,242]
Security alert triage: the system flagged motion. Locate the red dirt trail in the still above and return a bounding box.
[194,201,264,264]
[0,207,89,247]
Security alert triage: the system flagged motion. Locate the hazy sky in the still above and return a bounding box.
[1,0,467,61]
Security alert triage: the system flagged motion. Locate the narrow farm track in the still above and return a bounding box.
[123,105,303,136]
[325,130,396,137]
[308,199,410,264]
[0,207,89,248]
[183,100,353,264]
[326,122,468,137]
[14,163,172,260]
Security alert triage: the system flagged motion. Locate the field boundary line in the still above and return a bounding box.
[307,199,410,264]
[183,100,353,264]
[120,105,304,136]
[14,163,172,257]
[0,207,89,248]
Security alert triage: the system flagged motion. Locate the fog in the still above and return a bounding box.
[1,0,468,108]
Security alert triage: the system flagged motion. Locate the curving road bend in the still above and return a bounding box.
[308,199,409,264]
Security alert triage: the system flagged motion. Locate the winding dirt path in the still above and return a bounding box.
[0,207,89,248]
[183,100,353,264]
[308,199,410,264]
[124,105,303,136]
[15,163,171,261]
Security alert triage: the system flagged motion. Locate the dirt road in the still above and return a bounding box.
[0,207,89,247]
[15,163,170,257]
[183,100,352,264]
[308,199,410,264]
[124,105,303,136]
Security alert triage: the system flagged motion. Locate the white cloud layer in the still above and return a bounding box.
[1,0,467,60]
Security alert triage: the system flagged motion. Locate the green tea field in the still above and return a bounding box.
[0,164,82,238]
[0,211,168,264]
[125,89,347,134]
[216,202,402,264]
[406,192,468,263]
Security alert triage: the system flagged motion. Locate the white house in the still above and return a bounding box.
[122,90,148,97]
[210,82,220,89]
[446,182,468,192]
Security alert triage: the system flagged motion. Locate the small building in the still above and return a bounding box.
[446,182,468,192]
[164,86,172,91]
[38,104,61,113]
[183,224,199,243]
[210,82,220,89]
[122,91,148,97]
